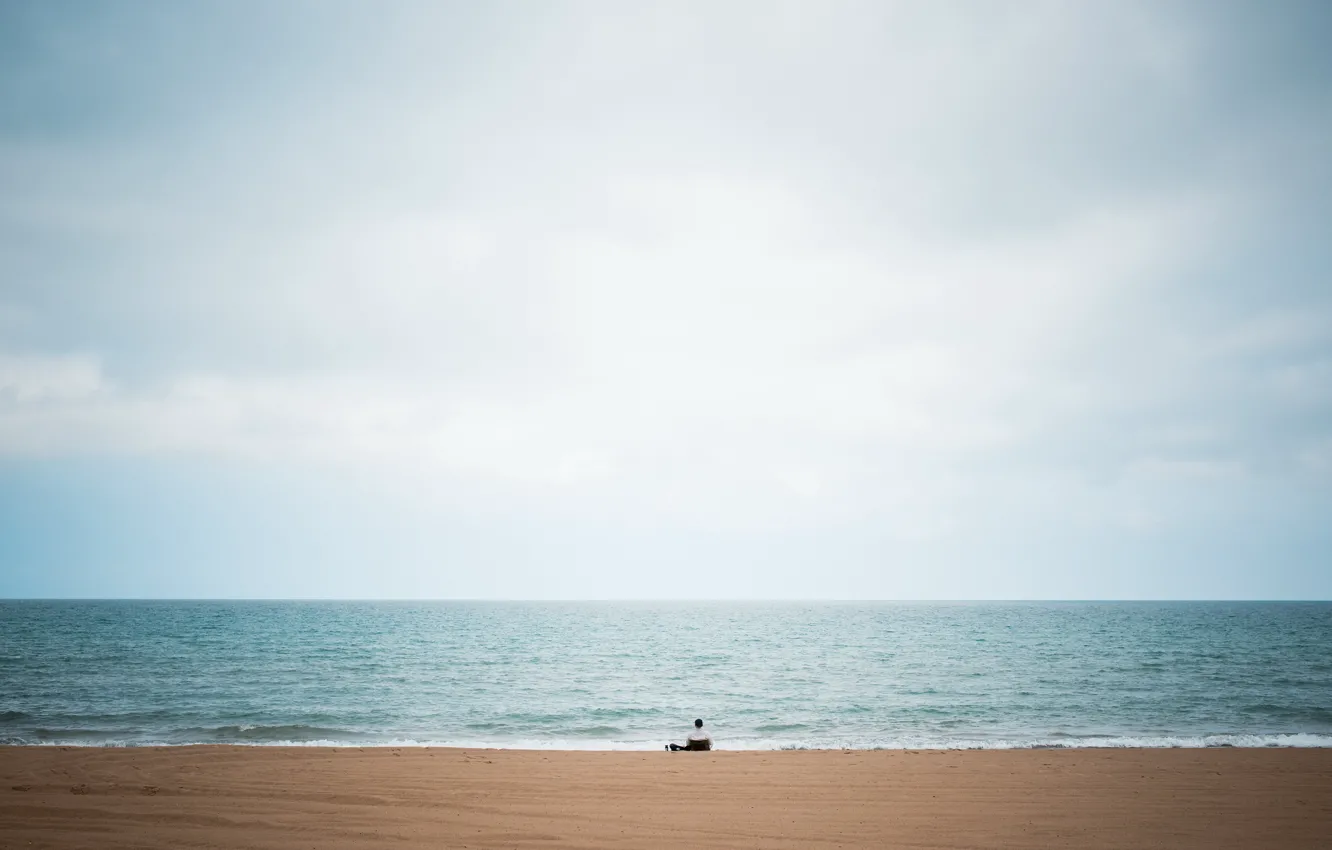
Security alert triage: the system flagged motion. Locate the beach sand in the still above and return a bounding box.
[2,746,1329,849]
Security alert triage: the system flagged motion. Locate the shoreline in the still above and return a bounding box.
[7,744,1332,751]
[5,733,1332,750]
[4,745,1330,848]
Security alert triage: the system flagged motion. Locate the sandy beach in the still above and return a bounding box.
[1,747,1329,849]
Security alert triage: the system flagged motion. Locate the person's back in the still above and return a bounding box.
[668,718,712,751]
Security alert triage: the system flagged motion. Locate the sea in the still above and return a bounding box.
[2,600,1330,750]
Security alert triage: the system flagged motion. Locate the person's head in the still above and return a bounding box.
[695,718,704,728]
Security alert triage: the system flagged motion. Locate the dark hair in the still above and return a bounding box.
[694,718,703,728]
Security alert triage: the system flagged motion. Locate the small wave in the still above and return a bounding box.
[1241,704,1332,725]
[586,707,659,718]
[0,710,30,722]
[169,725,374,744]
[32,727,126,742]
[567,725,623,736]
[7,731,1331,750]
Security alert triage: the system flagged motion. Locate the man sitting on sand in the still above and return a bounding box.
[666,718,712,751]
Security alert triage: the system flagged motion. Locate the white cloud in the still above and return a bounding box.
[1,0,1329,593]
[0,353,104,403]
[0,172,1230,536]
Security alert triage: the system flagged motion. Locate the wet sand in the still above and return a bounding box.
[2,746,1330,849]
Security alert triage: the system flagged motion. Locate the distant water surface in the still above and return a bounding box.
[2,601,1330,749]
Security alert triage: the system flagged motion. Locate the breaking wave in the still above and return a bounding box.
[5,731,1332,750]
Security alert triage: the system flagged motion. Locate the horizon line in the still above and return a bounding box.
[2,597,1330,603]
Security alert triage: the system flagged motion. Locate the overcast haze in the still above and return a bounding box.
[2,1,1330,599]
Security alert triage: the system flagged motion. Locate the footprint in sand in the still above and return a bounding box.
[70,784,90,795]
[10,785,30,791]
[141,785,159,795]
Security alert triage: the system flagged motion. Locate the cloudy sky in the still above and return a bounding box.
[2,1,1329,599]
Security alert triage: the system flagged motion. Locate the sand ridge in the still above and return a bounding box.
[2,746,1330,849]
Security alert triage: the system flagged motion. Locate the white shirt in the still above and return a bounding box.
[687,726,711,743]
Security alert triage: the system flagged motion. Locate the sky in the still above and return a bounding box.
[1,0,1330,599]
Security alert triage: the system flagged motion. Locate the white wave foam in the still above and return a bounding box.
[18,732,1332,750]
[720,733,1332,751]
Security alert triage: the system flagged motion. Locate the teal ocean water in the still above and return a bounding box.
[2,601,1330,749]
